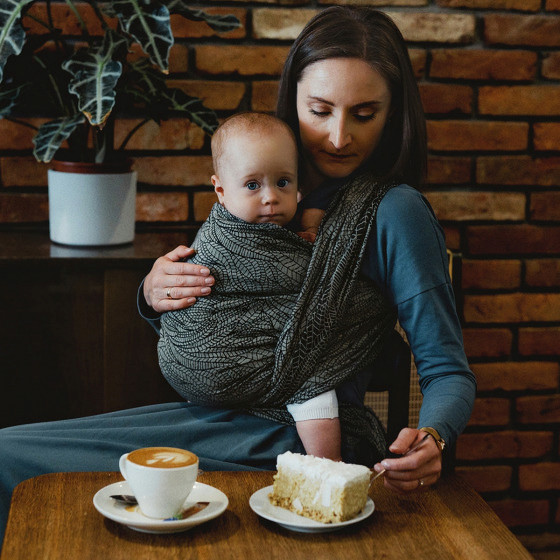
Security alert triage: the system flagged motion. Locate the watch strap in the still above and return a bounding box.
[419,427,446,452]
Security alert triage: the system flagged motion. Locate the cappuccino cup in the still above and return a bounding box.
[119,446,198,519]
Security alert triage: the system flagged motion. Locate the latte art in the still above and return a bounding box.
[128,447,197,469]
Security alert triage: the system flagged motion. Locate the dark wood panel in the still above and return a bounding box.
[0,232,191,428]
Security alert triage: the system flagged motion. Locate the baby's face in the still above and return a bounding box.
[213,130,298,227]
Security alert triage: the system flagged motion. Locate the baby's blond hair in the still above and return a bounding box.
[211,112,297,176]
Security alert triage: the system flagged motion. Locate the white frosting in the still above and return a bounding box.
[277,452,371,506]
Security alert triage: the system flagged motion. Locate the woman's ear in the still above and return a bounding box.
[212,175,225,205]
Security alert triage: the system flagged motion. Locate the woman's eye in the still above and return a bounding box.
[354,112,376,122]
[246,181,260,190]
[309,108,329,117]
[277,179,289,188]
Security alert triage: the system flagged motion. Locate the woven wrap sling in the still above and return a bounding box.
[158,174,397,465]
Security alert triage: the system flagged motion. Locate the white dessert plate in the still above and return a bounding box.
[93,480,228,534]
[249,485,375,533]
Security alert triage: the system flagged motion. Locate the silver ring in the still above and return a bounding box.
[418,479,424,487]
[166,288,172,299]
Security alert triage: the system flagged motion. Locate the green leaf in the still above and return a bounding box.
[110,0,173,72]
[0,83,25,117]
[0,0,34,82]
[32,113,85,162]
[123,60,219,136]
[62,29,127,127]
[165,1,241,33]
[162,88,219,136]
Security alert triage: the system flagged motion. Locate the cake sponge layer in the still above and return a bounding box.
[269,452,371,523]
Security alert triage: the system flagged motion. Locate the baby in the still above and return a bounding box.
[158,112,338,460]
[211,112,337,458]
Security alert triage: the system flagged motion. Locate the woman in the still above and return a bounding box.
[142,6,475,491]
[0,6,475,544]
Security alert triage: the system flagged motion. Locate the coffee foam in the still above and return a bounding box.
[128,447,197,468]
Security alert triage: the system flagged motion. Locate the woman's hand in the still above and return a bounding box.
[373,428,442,493]
[143,245,215,313]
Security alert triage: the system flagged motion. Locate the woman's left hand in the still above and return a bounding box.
[373,427,442,493]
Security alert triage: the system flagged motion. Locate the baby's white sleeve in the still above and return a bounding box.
[286,390,339,422]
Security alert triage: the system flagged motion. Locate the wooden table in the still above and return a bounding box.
[1,471,533,560]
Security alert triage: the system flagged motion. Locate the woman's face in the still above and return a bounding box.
[296,57,392,182]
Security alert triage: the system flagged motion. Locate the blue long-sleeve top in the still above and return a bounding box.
[138,183,476,447]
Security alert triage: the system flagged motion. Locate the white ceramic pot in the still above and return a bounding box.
[48,161,137,246]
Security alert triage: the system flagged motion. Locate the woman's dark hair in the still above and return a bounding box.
[277,6,427,187]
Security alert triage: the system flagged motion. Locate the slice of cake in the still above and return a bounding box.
[269,452,372,523]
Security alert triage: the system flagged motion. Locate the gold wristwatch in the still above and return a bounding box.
[419,427,446,452]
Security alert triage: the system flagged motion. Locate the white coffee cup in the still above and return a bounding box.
[119,446,199,519]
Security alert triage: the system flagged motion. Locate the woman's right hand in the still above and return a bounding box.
[143,245,215,313]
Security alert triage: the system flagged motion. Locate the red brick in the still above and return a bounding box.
[252,81,279,112]
[472,362,560,392]
[170,8,246,39]
[167,80,245,111]
[425,191,525,221]
[456,466,513,493]
[419,84,473,114]
[531,192,560,221]
[23,2,109,35]
[115,119,205,151]
[168,44,189,75]
[517,395,560,423]
[388,12,476,44]
[193,191,218,222]
[462,259,522,290]
[408,49,427,79]
[534,122,560,151]
[252,8,316,40]
[443,226,461,250]
[519,462,560,491]
[456,431,553,460]
[437,0,539,8]
[136,192,189,222]
[1,157,48,187]
[489,499,549,527]
[0,119,48,151]
[426,157,471,185]
[427,121,528,151]
[519,327,560,356]
[133,157,213,187]
[479,86,560,116]
[477,156,560,185]
[430,49,537,80]
[543,52,560,79]
[195,46,289,76]
[484,14,560,47]
[0,193,48,222]
[548,0,560,9]
[464,293,560,323]
[467,225,560,254]
[469,398,510,425]
[462,328,513,358]
[526,259,560,287]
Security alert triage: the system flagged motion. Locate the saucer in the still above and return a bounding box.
[249,485,374,533]
[93,481,228,534]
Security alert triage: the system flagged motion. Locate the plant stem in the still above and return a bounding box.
[117,118,150,151]
[5,117,38,131]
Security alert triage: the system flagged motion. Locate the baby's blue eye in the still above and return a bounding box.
[246,181,259,190]
[277,179,289,188]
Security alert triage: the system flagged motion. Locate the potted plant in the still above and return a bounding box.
[0,0,240,245]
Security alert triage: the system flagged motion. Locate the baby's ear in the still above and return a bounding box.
[212,175,225,204]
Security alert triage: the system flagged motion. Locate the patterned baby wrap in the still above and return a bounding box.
[158,175,397,465]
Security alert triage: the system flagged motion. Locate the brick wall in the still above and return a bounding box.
[2,0,560,553]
